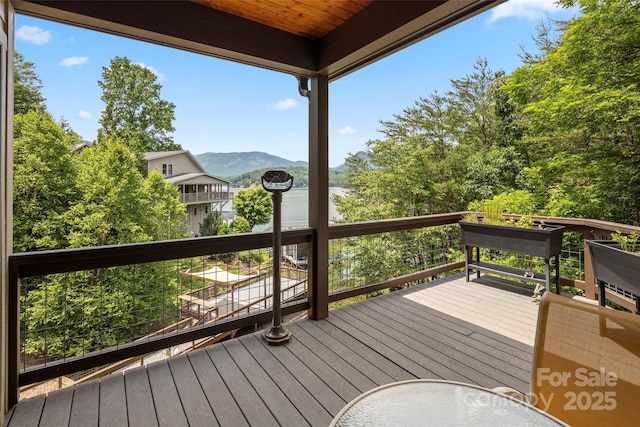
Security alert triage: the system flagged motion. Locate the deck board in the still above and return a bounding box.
[5,274,541,427]
[371,296,531,375]
[38,387,72,427]
[5,394,45,426]
[225,337,311,427]
[146,360,189,427]
[374,298,531,370]
[167,354,217,427]
[356,297,529,389]
[97,374,127,426]
[186,350,247,427]
[68,381,99,427]
[240,334,333,427]
[286,323,378,392]
[259,336,349,415]
[207,342,280,427]
[299,316,414,383]
[123,365,158,427]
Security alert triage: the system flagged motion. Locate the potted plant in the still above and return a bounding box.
[587,231,640,309]
[459,202,565,297]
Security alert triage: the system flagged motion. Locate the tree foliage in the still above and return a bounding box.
[13,55,193,359]
[504,0,640,222]
[144,170,191,240]
[98,56,181,154]
[17,134,190,358]
[335,59,504,222]
[233,187,273,229]
[65,138,152,247]
[13,110,77,252]
[338,1,640,225]
[230,216,252,234]
[14,51,46,114]
[21,139,190,357]
[333,2,640,300]
[199,211,224,236]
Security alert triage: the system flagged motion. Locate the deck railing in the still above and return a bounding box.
[8,212,640,404]
[179,191,232,204]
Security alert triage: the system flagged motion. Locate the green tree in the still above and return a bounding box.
[98,56,181,155]
[504,0,640,223]
[22,138,190,358]
[335,87,477,221]
[231,216,252,234]
[199,211,224,236]
[14,51,46,114]
[462,147,524,201]
[144,170,191,240]
[447,58,502,151]
[65,137,152,247]
[233,187,273,229]
[532,0,640,143]
[13,110,77,252]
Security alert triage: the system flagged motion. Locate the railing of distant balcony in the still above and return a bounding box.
[180,191,232,204]
[8,213,640,404]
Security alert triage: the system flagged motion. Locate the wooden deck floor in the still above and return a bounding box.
[4,274,541,427]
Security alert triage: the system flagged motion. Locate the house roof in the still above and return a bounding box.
[166,172,230,185]
[143,150,208,174]
[143,151,189,161]
[14,0,504,81]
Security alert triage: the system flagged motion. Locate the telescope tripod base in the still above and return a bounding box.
[263,325,292,346]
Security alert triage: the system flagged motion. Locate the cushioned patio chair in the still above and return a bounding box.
[528,292,640,426]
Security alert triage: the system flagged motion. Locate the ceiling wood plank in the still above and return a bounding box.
[194,0,372,39]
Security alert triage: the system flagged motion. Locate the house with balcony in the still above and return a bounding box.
[144,151,232,236]
[1,1,639,426]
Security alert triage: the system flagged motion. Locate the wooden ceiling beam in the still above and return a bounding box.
[14,0,319,74]
[13,0,504,80]
[319,0,501,79]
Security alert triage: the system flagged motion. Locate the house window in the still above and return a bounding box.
[205,206,208,214]
[162,163,173,176]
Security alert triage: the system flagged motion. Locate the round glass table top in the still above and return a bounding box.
[330,380,568,427]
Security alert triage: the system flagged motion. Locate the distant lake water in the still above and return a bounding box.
[231,187,347,232]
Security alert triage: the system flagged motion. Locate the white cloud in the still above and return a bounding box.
[16,25,52,45]
[137,62,166,81]
[78,110,92,120]
[270,98,298,110]
[487,0,566,23]
[59,56,88,67]
[337,125,356,136]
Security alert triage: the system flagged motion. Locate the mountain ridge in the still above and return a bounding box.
[195,151,362,177]
[195,151,308,177]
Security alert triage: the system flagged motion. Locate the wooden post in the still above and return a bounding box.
[308,74,329,320]
[1,1,14,416]
[583,226,596,300]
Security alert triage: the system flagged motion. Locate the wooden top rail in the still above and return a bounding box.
[9,229,313,277]
[329,212,467,239]
[9,212,466,278]
[13,213,637,279]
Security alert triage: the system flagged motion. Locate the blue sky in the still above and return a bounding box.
[15,0,578,167]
